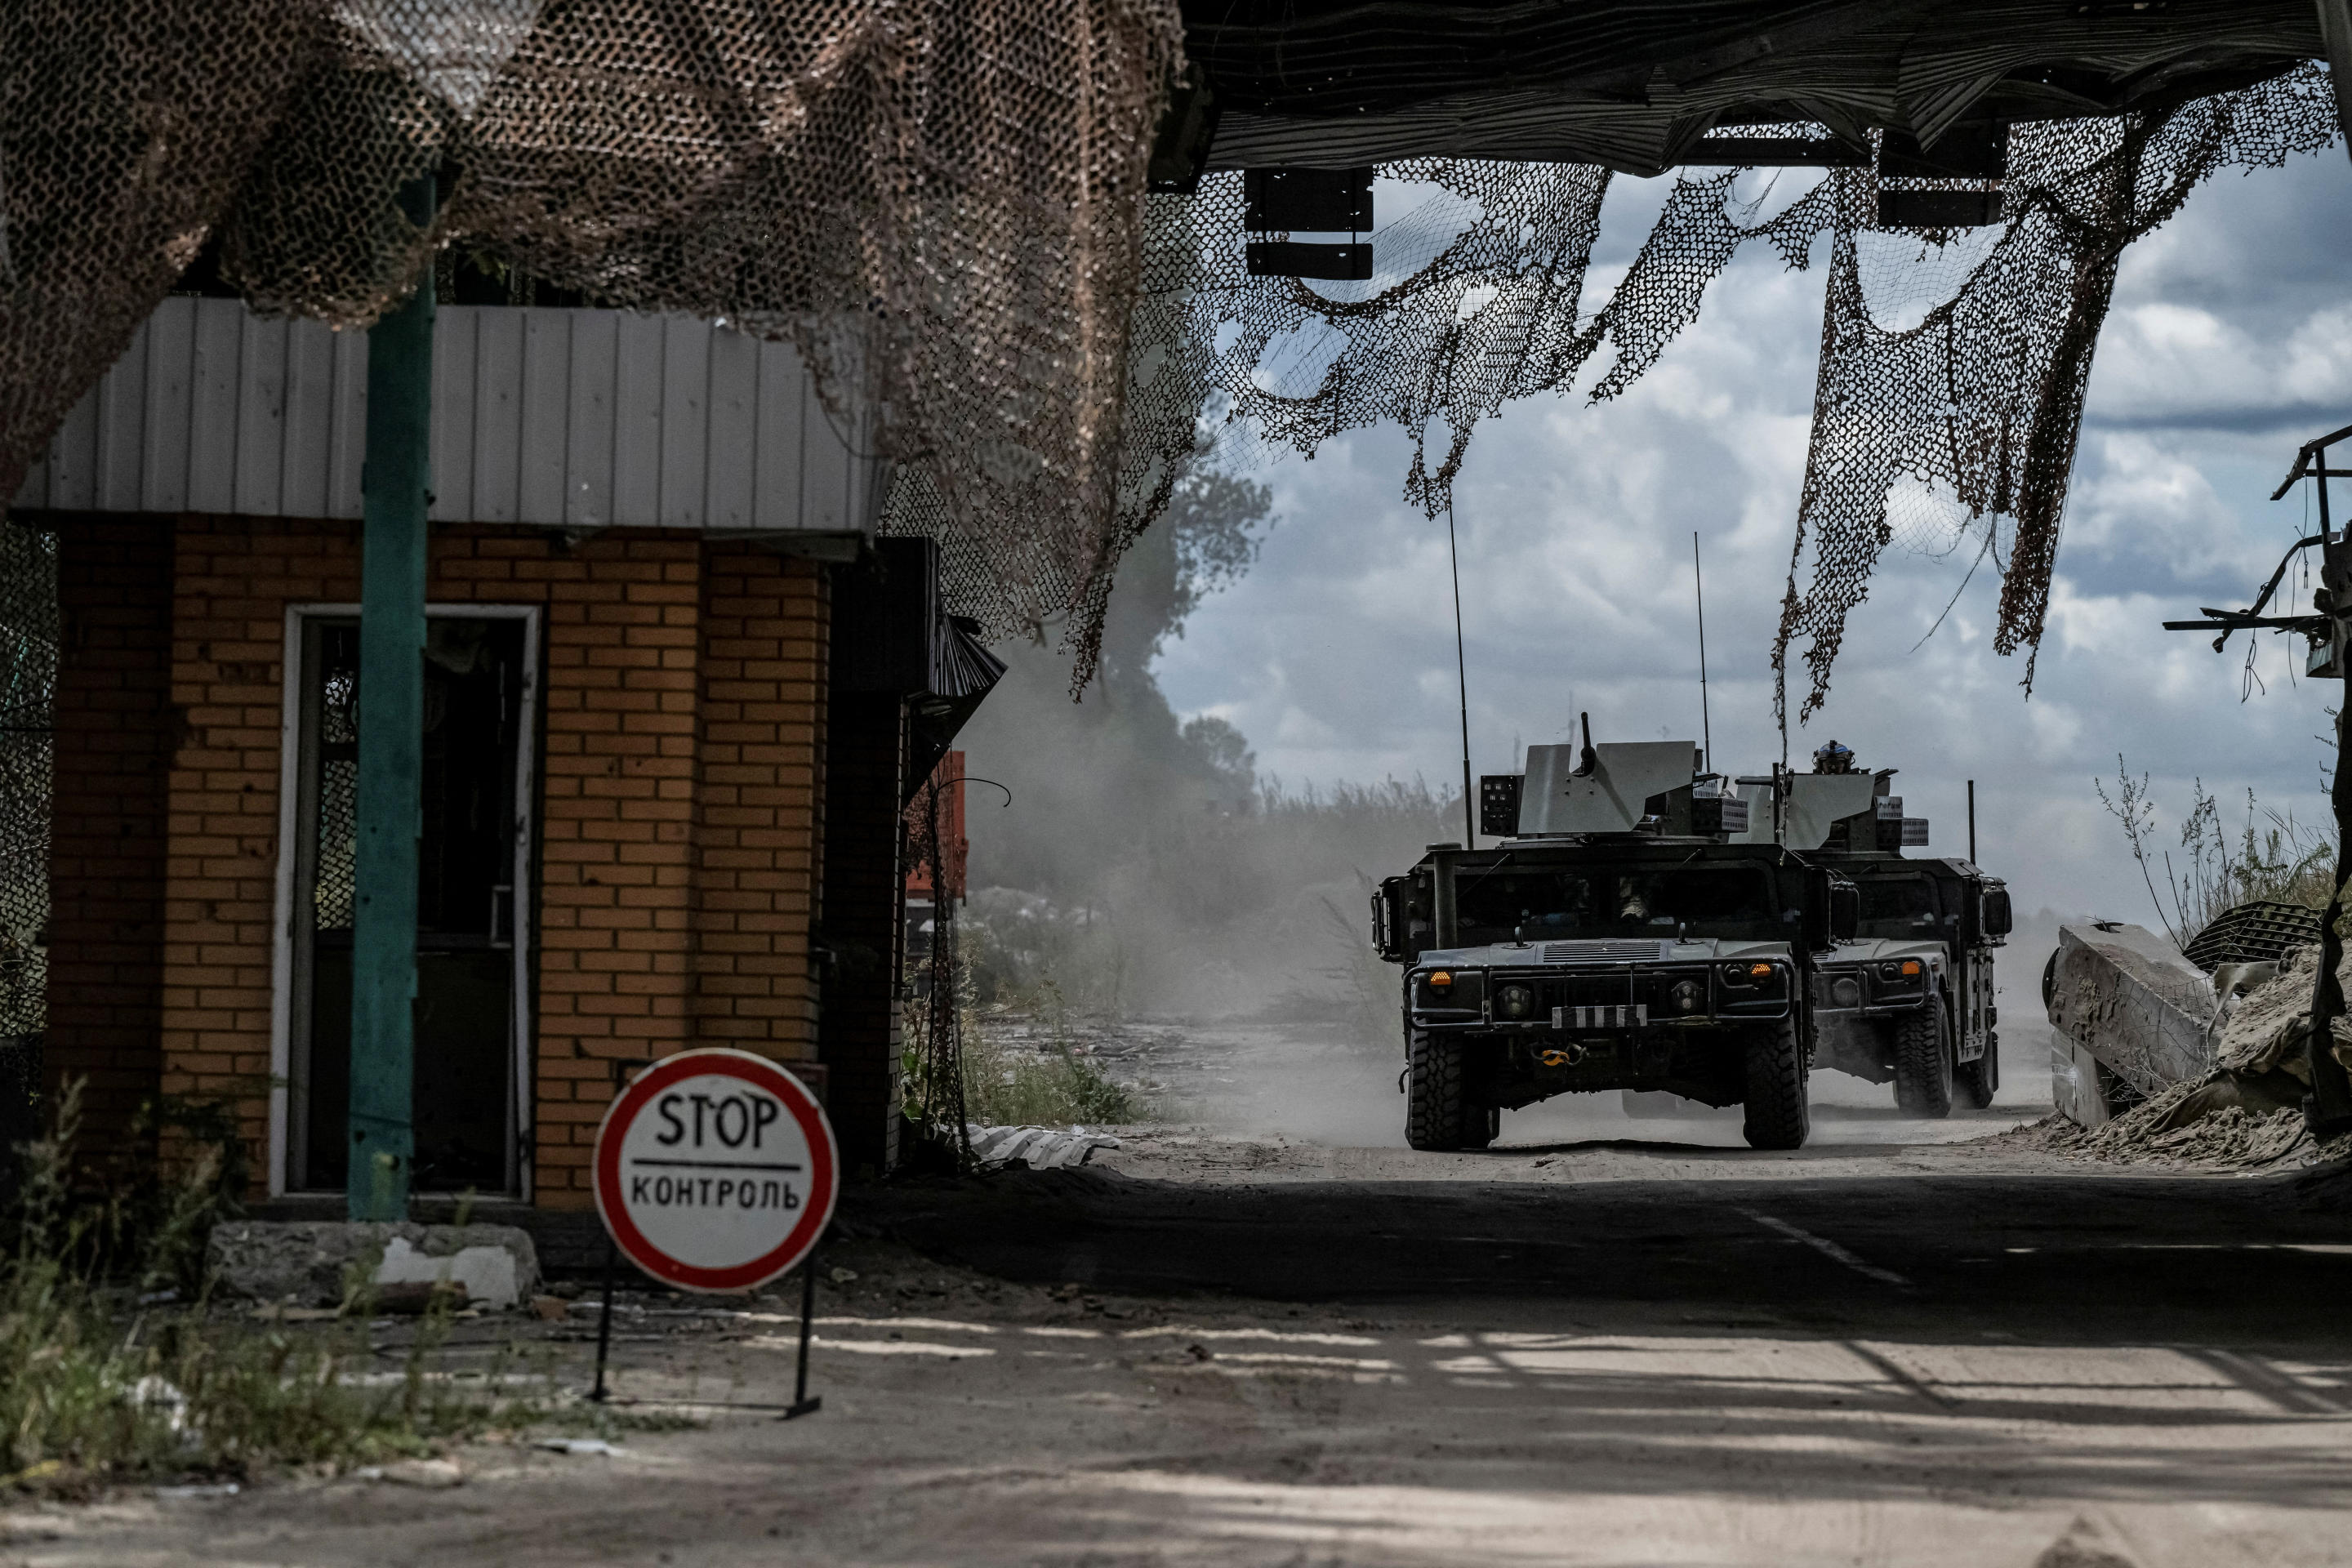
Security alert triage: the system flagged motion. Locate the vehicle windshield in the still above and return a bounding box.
[1455,862,1791,945]
[1855,872,1952,938]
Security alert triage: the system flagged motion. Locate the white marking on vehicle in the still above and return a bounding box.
[1738,1209,1911,1286]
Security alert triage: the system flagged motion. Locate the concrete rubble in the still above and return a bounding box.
[206,1221,540,1311]
[2043,914,2352,1166]
[2051,1079,2319,1170]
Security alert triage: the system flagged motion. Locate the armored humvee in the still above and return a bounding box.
[1802,766,2011,1113]
[1370,734,1859,1151]
[1370,733,2011,1150]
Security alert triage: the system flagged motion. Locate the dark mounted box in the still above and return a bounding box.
[1244,167,1374,232]
[1479,774,1522,838]
[1677,136,1869,167]
[1877,188,2005,229]
[1879,124,2008,181]
[1246,241,1373,281]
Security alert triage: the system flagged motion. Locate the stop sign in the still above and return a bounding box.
[593,1049,839,1293]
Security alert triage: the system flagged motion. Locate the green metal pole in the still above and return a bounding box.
[350,173,436,1221]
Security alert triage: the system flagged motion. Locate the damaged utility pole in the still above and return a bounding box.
[2296,429,2352,1140]
[350,172,437,1221]
[2164,420,2352,1139]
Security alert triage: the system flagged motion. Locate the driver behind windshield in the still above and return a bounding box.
[1464,866,1779,942]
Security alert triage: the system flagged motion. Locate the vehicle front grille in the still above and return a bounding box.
[1554,1003,1650,1029]
[1492,966,1708,1031]
[1520,971,1637,1016]
[1541,939,1670,963]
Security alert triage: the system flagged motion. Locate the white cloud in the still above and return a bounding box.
[1156,148,2350,921]
[2091,300,2352,426]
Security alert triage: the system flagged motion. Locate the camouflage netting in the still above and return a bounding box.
[1115,67,2341,719]
[1785,67,2341,719]
[0,0,1182,1057]
[0,7,2334,697]
[0,519,53,1044]
[0,0,1183,654]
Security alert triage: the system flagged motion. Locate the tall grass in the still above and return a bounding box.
[2,1085,544,1493]
[906,976,1143,1130]
[960,1024,1142,1128]
[2097,759,2334,949]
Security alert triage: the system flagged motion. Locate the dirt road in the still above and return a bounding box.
[11,1088,2350,1568]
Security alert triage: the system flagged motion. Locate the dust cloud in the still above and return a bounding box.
[953,463,1454,1144]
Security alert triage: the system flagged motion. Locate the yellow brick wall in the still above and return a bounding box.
[157,517,828,1209]
[690,549,826,1051]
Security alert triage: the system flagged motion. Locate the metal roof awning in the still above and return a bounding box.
[1179,0,2328,176]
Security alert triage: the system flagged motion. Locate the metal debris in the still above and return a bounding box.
[965,1125,1122,1170]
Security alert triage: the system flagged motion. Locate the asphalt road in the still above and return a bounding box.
[860,1157,2352,1351]
[10,1135,2350,1567]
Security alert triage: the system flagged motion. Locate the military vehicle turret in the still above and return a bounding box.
[1370,728,2010,1150]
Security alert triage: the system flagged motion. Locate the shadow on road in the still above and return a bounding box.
[853,1162,2352,1351]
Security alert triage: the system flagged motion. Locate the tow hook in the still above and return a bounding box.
[1538,1043,1588,1069]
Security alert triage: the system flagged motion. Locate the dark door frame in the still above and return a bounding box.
[267,603,540,1200]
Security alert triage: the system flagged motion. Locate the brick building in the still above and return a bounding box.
[11,295,997,1205]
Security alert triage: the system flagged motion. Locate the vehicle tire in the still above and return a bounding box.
[1459,1101,1500,1150]
[1894,1004,1954,1118]
[1958,1028,1998,1109]
[1405,1031,1468,1151]
[1740,1016,1810,1151]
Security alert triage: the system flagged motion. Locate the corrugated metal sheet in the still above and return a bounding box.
[14,296,881,533]
[1187,0,2322,175]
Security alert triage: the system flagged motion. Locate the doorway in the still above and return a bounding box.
[278,608,537,1196]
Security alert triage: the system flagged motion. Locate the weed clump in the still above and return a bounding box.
[2098,760,2332,949]
[1,1085,545,1494]
[960,1027,1141,1127]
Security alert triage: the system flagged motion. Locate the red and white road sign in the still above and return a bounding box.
[594,1049,838,1293]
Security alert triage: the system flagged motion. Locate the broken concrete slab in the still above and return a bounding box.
[2047,923,2217,1116]
[2048,1035,2115,1130]
[374,1232,529,1309]
[206,1221,540,1310]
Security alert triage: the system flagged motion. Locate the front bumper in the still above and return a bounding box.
[1811,964,1932,1019]
[1410,960,1793,1033]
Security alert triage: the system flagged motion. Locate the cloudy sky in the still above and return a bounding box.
[1147,145,2352,924]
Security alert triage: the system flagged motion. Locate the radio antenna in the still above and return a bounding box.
[1447,500,1475,849]
[1693,531,1713,773]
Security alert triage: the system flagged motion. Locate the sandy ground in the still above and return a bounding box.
[8,1017,2352,1567]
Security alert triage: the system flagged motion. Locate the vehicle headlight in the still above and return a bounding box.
[1668,979,1703,1013]
[1829,975,1862,1008]
[1878,959,1923,982]
[1496,984,1535,1020]
[1719,963,1753,987]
